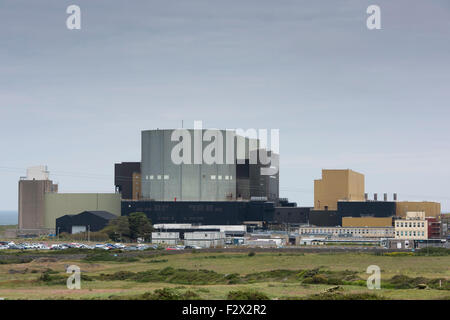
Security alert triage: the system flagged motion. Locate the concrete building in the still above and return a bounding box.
[342,217,393,227]
[184,231,226,248]
[18,167,58,230]
[396,201,441,218]
[140,129,279,202]
[44,193,121,229]
[314,169,365,210]
[394,212,428,240]
[26,165,50,181]
[18,166,121,231]
[299,226,394,238]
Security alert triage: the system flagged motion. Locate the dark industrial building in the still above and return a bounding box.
[114,162,141,200]
[309,201,397,226]
[273,206,310,225]
[121,200,275,226]
[309,210,340,226]
[337,201,396,218]
[56,211,117,234]
[236,152,279,202]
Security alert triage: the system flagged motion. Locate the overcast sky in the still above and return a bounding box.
[1,0,450,212]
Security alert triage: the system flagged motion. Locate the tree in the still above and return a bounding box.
[128,212,153,241]
[102,216,130,242]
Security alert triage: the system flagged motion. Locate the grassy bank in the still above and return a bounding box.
[0,251,448,300]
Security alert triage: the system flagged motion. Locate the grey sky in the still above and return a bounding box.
[1,0,450,211]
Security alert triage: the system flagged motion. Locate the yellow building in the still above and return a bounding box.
[342,217,393,227]
[314,169,365,210]
[396,201,441,218]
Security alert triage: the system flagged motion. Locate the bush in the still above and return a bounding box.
[0,257,32,264]
[38,272,67,285]
[305,292,385,300]
[303,274,329,284]
[415,247,450,256]
[83,252,139,262]
[111,288,200,300]
[227,290,269,300]
[244,269,299,283]
[248,252,256,257]
[147,259,168,264]
[383,252,414,257]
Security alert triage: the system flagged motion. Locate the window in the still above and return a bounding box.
[218,175,222,180]
[211,175,216,180]
[164,175,169,180]
[225,175,229,180]
[157,175,162,180]
[149,175,154,180]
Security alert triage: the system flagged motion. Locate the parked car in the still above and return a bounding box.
[185,245,202,250]
[94,244,109,250]
[123,246,138,251]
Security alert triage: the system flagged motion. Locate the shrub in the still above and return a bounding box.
[248,252,256,257]
[126,288,201,300]
[147,259,168,263]
[227,290,269,300]
[303,274,329,284]
[83,252,138,262]
[305,292,385,300]
[0,257,32,264]
[415,247,450,256]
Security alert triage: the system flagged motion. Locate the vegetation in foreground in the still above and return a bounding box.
[0,250,448,300]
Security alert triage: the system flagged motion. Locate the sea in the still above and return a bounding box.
[0,211,17,225]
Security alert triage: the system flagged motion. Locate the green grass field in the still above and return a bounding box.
[0,250,448,300]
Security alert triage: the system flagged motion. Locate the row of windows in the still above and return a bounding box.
[144,175,234,181]
[395,221,425,228]
[300,228,392,235]
[210,175,233,180]
[145,175,170,180]
[396,231,425,237]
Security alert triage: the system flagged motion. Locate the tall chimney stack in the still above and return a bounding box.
[374,193,378,201]
[393,193,397,201]
[384,193,387,201]
[365,193,368,201]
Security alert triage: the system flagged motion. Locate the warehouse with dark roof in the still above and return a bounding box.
[56,211,117,234]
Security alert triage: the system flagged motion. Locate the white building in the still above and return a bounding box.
[184,231,225,248]
[26,165,49,180]
[299,226,394,238]
[151,232,180,245]
[394,212,428,240]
